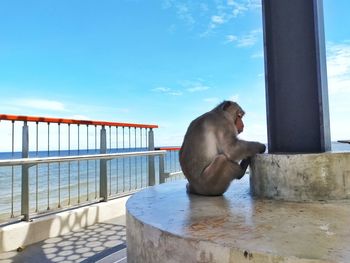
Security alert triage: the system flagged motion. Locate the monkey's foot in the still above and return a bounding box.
[186,183,196,194]
[186,183,224,196]
[236,172,246,180]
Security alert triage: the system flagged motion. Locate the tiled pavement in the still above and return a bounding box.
[0,216,127,263]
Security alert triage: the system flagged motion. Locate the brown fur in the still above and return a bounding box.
[179,101,265,196]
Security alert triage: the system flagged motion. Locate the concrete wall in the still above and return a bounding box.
[0,196,129,252]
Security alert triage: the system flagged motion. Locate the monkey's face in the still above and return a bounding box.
[235,115,244,134]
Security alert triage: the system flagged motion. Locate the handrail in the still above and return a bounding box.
[338,140,350,144]
[156,147,181,151]
[0,150,167,166]
[0,150,168,222]
[0,114,183,224]
[0,114,158,129]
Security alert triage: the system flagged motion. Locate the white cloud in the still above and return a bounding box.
[10,98,67,112]
[326,42,350,94]
[199,3,209,13]
[169,91,183,96]
[237,29,261,47]
[246,0,262,10]
[154,80,210,96]
[163,0,261,35]
[176,3,195,27]
[162,0,175,9]
[153,87,171,93]
[325,42,350,140]
[229,94,239,102]
[251,50,264,58]
[228,1,248,17]
[167,24,177,33]
[211,15,225,24]
[187,84,210,92]
[68,114,91,120]
[204,95,239,105]
[65,103,131,117]
[180,79,211,93]
[155,126,186,147]
[115,108,130,113]
[203,97,220,103]
[162,1,195,27]
[152,86,182,96]
[239,123,267,143]
[226,34,238,43]
[225,29,261,48]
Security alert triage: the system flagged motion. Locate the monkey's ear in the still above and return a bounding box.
[222,101,232,111]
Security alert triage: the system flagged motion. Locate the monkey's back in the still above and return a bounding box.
[180,111,227,180]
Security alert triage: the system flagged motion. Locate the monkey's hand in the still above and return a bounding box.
[237,158,251,179]
[259,143,266,154]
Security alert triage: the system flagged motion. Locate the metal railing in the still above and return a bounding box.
[0,151,167,222]
[0,114,182,223]
[156,147,183,183]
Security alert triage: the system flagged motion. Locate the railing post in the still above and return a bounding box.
[21,121,30,221]
[100,126,108,201]
[159,154,166,184]
[148,129,155,186]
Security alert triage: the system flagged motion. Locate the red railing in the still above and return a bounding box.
[156,147,181,151]
[0,114,158,129]
[0,114,165,223]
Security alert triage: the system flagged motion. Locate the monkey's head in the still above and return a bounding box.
[216,100,245,134]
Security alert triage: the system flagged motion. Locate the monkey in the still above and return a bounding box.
[179,100,266,196]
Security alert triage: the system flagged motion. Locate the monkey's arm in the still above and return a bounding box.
[225,139,266,161]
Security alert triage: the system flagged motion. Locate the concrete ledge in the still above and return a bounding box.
[0,196,129,252]
[250,152,350,201]
[126,179,350,263]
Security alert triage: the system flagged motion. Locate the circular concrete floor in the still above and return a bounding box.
[126,177,350,263]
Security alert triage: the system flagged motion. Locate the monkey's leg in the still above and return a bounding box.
[194,154,244,196]
[236,158,251,180]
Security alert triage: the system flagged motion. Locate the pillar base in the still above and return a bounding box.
[250,152,350,201]
[126,178,350,263]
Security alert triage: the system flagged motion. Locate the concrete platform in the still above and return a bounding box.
[126,177,350,263]
[250,152,350,201]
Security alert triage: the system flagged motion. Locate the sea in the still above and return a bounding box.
[0,142,349,221]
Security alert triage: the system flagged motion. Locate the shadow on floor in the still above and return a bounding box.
[0,217,126,263]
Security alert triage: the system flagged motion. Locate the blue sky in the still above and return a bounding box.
[0,0,349,147]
